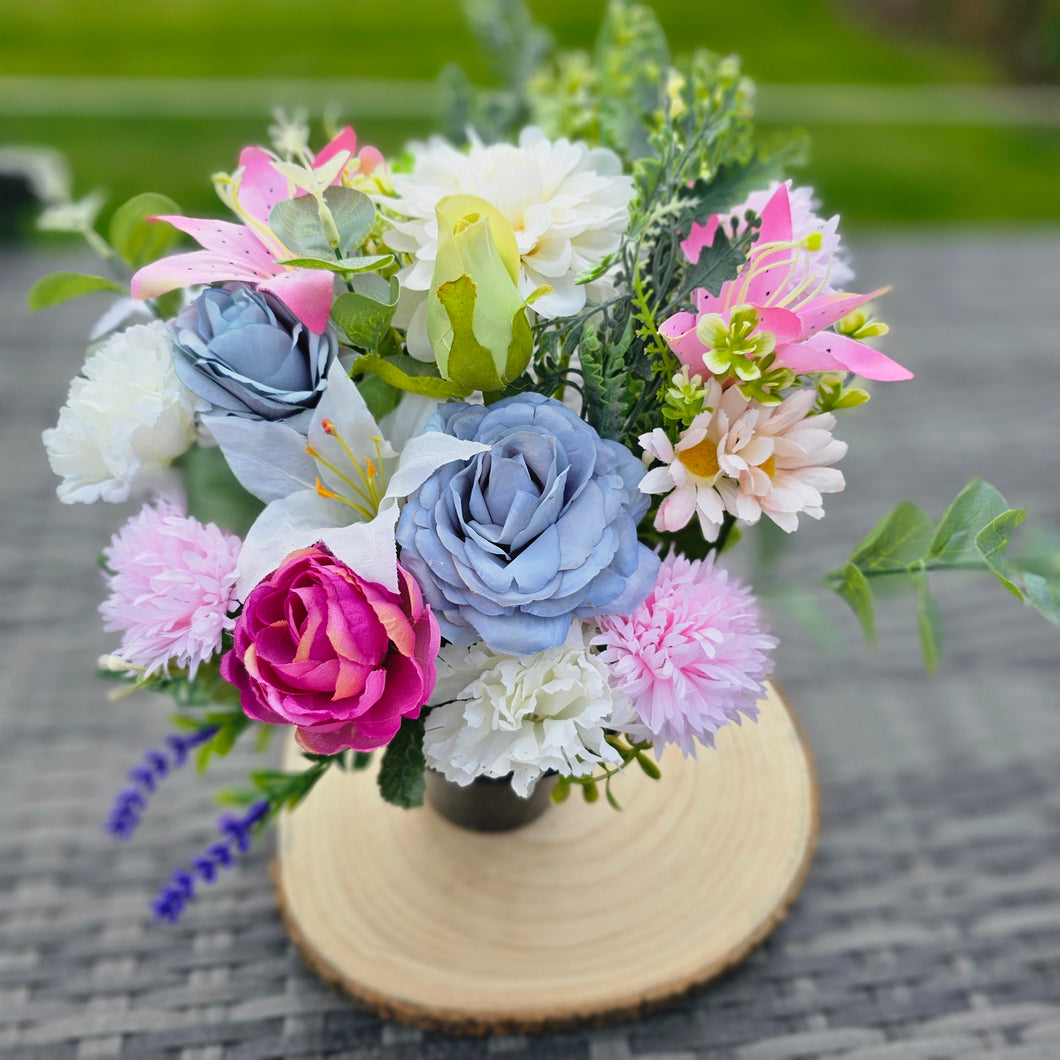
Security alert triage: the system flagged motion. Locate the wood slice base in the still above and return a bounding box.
[274,681,818,1034]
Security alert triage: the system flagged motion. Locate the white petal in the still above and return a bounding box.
[318,505,401,592]
[203,414,316,503]
[235,490,341,599]
[638,466,676,495]
[383,431,489,504]
[380,391,440,452]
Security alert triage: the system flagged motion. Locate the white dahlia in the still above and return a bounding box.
[640,381,847,535]
[385,127,633,358]
[423,624,629,796]
[43,321,202,504]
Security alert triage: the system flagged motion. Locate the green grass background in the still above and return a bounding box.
[2,0,1058,228]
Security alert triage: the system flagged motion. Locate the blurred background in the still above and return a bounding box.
[2,0,1060,240]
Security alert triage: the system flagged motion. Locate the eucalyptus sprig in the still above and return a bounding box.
[828,479,1059,669]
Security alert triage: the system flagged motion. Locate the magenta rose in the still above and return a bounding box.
[221,546,440,753]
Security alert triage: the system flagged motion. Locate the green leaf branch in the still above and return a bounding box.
[827,479,1059,669]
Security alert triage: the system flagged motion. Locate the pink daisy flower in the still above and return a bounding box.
[639,380,847,536]
[100,500,242,677]
[594,553,776,756]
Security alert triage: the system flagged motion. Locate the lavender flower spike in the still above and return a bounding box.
[105,727,218,839]
[152,801,269,924]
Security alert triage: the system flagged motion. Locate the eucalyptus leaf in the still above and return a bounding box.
[269,187,375,258]
[833,562,876,644]
[1021,571,1060,624]
[108,192,182,267]
[848,501,934,573]
[325,186,376,253]
[929,479,1009,564]
[913,573,943,671]
[27,271,123,310]
[975,509,1028,599]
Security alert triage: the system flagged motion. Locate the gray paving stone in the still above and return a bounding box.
[5,236,1060,1058]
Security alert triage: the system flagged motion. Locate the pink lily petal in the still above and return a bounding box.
[756,306,804,345]
[236,147,291,226]
[130,250,269,299]
[776,331,913,381]
[315,126,359,170]
[660,310,708,364]
[757,183,794,246]
[680,216,720,264]
[258,268,336,335]
[150,214,277,271]
[794,287,890,339]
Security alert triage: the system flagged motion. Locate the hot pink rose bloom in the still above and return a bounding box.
[221,546,439,754]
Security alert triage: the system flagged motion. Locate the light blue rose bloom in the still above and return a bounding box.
[169,284,337,428]
[396,393,660,655]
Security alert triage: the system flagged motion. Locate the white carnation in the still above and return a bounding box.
[385,127,634,358]
[424,624,630,797]
[43,321,201,504]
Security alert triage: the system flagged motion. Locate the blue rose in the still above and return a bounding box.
[169,284,337,427]
[396,393,660,654]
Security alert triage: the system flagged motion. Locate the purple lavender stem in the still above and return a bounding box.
[105,727,219,839]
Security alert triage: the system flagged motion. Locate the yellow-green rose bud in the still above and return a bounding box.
[426,194,532,393]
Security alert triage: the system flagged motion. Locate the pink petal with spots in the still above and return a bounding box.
[776,331,913,381]
[315,126,359,171]
[150,214,277,272]
[236,147,291,225]
[794,287,889,339]
[258,268,336,334]
[130,250,269,299]
[756,306,804,344]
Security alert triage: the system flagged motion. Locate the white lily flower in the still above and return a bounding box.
[211,362,487,598]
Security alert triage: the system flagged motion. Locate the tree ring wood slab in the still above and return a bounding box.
[274,680,818,1034]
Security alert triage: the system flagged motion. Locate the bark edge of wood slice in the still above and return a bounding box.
[274,680,819,1035]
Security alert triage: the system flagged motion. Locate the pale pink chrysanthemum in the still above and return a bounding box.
[593,553,777,756]
[640,379,847,536]
[100,500,242,677]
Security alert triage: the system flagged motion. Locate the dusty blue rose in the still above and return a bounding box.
[396,393,659,654]
[169,284,336,427]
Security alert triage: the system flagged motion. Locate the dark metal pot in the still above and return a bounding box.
[424,770,557,832]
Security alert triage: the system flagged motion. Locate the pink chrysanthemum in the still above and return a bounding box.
[100,500,242,677]
[593,553,777,756]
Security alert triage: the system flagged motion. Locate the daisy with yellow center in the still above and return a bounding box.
[639,378,848,538]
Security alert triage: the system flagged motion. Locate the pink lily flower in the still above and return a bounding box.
[660,184,912,382]
[130,128,384,335]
